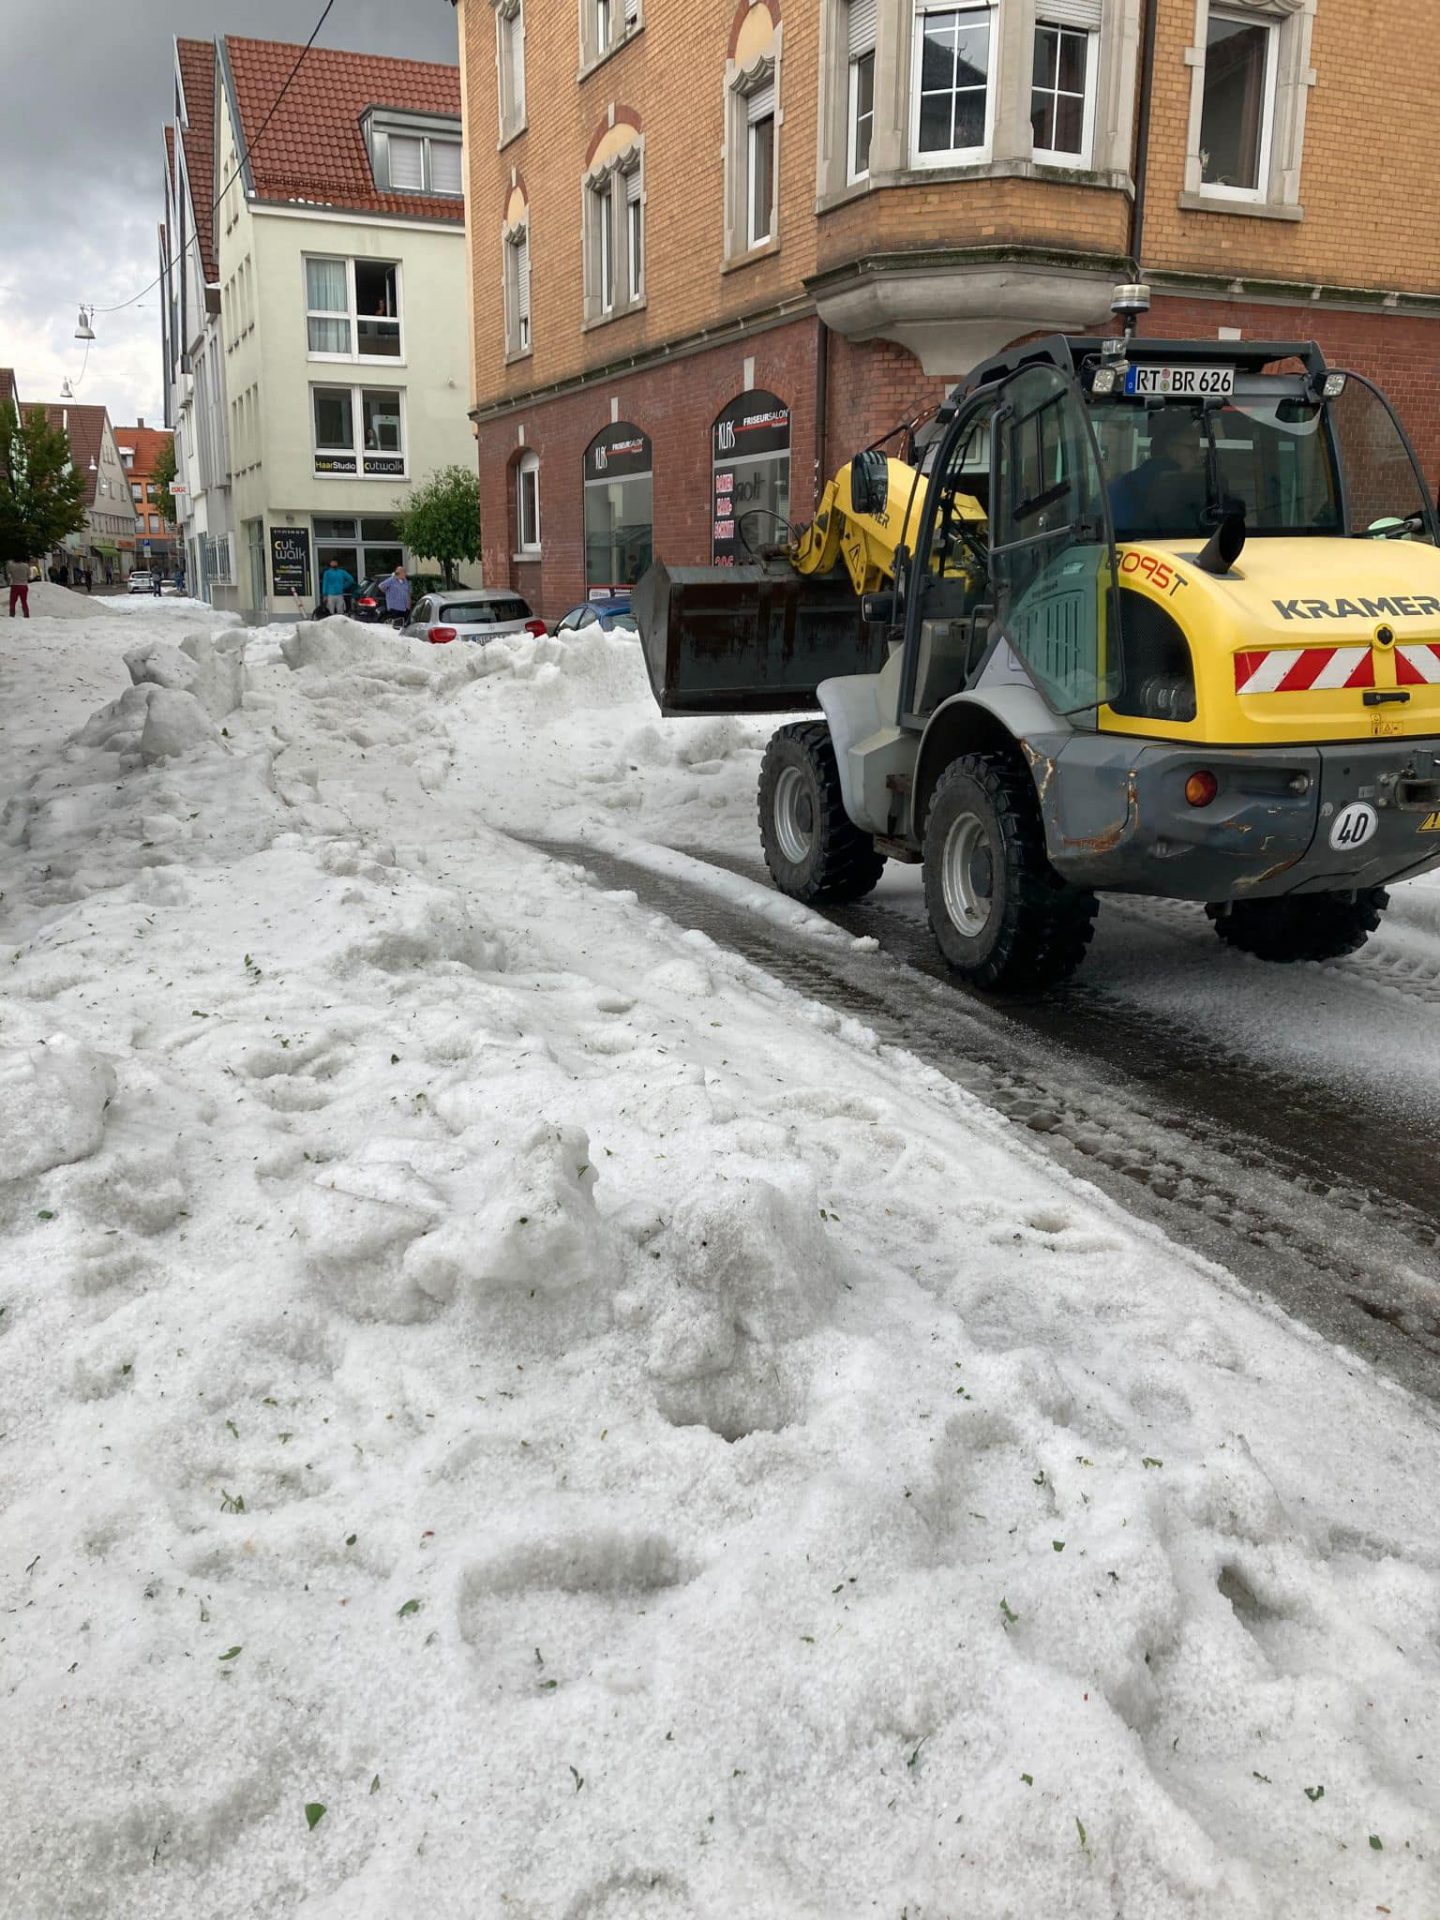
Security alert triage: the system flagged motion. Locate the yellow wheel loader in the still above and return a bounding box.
[635,291,1440,991]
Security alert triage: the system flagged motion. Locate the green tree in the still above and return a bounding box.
[0,402,88,564]
[152,435,178,528]
[395,465,481,587]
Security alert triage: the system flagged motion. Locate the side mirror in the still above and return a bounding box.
[850,449,889,518]
[861,588,898,625]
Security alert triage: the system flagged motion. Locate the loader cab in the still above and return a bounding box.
[899,359,1121,729]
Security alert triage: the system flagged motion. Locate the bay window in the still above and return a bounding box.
[1031,9,1098,167]
[848,0,877,181]
[912,3,995,167]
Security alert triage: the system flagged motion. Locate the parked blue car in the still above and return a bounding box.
[551,599,637,636]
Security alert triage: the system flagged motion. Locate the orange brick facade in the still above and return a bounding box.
[460,0,1440,619]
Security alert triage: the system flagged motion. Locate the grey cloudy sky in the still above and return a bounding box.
[1,0,461,428]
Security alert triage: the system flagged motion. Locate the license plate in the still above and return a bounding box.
[1124,364,1235,399]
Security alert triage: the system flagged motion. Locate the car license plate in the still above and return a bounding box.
[1124,364,1235,398]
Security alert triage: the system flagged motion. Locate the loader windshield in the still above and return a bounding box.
[1092,390,1342,540]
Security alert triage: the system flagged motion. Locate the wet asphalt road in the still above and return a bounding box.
[537,837,1440,1411]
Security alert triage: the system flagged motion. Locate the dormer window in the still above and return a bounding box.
[362,109,464,199]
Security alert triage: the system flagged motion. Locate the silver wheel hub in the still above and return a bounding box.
[940,810,994,938]
[773,764,816,864]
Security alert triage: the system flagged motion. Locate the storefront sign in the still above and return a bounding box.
[270,526,312,597]
[362,454,405,478]
[712,391,790,566]
[314,453,358,476]
[584,422,653,484]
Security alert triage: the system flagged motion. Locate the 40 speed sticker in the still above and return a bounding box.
[1329,801,1379,851]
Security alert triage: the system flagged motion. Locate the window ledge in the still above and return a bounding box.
[721,238,781,276]
[1179,190,1303,222]
[504,346,534,367]
[858,158,1133,195]
[815,179,872,217]
[512,550,541,563]
[498,120,528,153]
[578,20,643,83]
[581,297,647,333]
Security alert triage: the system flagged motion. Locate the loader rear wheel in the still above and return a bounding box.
[923,753,1097,993]
[758,721,887,904]
[1205,888,1389,963]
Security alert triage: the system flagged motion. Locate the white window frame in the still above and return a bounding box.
[848,47,876,183]
[745,83,777,249]
[910,1,998,171]
[504,222,531,356]
[496,0,527,143]
[625,164,644,302]
[384,130,463,196]
[1031,18,1099,169]
[516,449,541,554]
[581,0,641,72]
[582,145,644,324]
[1197,5,1279,204]
[310,384,409,481]
[304,255,404,364]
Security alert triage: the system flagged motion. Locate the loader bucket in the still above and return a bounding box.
[633,560,889,717]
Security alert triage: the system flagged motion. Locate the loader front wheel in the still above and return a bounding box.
[923,753,1097,992]
[758,722,886,904]
[1205,888,1389,963]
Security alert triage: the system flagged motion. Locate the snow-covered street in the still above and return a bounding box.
[3,593,1439,1919]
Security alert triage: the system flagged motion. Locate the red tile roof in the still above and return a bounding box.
[223,35,463,224]
[112,425,174,488]
[176,38,218,283]
[41,405,110,509]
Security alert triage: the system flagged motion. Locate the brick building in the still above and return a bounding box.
[456,0,1440,620]
[113,422,179,576]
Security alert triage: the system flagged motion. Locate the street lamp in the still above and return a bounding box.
[75,306,95,341]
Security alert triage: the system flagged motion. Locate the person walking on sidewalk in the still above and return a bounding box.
[7,556,31,618]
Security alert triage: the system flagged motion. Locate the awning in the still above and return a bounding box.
[91,541,118,555]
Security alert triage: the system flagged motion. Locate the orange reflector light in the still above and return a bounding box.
[1185,771,1218,808]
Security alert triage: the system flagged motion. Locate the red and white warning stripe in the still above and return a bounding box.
[1396,642,1440,686]
[1233,646,1375,695]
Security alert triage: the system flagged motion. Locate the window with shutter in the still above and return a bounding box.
[848,0,877,56]
[430,141,463,196]
[388,135,425,192]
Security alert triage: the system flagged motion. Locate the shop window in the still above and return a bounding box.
[517,450,541,554]
[312,386,405,478]
[584,423,652,594]
[712,391,790,566]
[912,2,995,167]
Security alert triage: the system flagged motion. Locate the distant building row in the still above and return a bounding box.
[1,368,172,584]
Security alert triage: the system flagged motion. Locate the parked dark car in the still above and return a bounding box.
[551,598,637,636]
[351,572,446,622]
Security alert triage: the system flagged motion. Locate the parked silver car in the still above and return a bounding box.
[403,589,547,645]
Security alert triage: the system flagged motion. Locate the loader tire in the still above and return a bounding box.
[923,753,1097,993]
[758,721,887,904]
[1205,888,1389,963]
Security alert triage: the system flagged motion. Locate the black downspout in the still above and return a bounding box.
[813,315,830,515]
[1129,0,1160,298]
